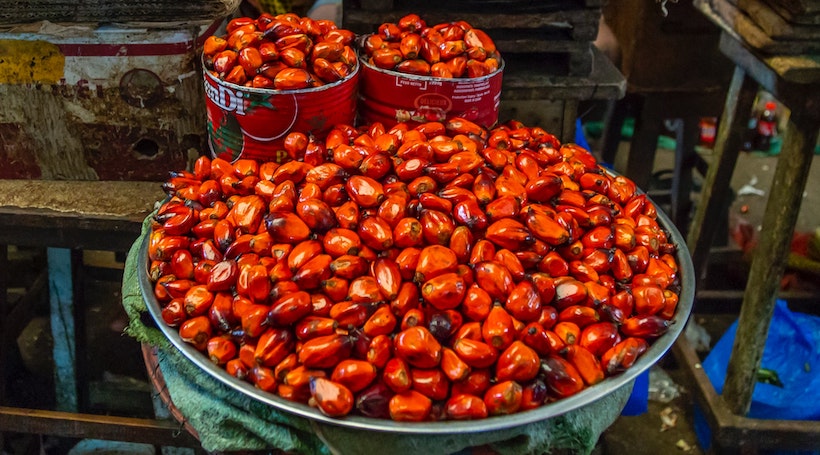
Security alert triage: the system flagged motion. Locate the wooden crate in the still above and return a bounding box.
[343,0,603,76]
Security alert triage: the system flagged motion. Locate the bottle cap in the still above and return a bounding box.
[764,101,777,110]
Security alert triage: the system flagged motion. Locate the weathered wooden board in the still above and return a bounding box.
[762,0,820,24]
[731,0,820,38]
[698,0,820,53]
[0,0,239,25]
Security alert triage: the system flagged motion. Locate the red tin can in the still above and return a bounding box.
[204,62,360,163]
[358,57,504,130]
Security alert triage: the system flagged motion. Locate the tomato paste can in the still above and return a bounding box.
[358,57,504,129]
[203,62,360,163]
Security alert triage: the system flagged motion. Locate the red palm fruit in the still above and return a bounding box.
[328,302,367,331]
[367,334,393,369]
[464,28,496,54]
[554,321,581,346]
[579,321,621,357]
[469,239,496,264]
[601,337,649,375]
[621,314,670,338]
[267,291,312,326]
[226,358,249,380]
[331,359,378,393]
[389,390,432,422]
[539,250,569,277]
[563,344,605,386]
[254,327,295,367]
[298,333,353,369]
[558,305,600,328]
[394,326,442,369]
[206,260,238,292]
[462,284,493,322]
[346,175,385,208]
[529,272,556,306]
[250,365,277,393]
[183,285,213,317]
[237,300,266,335]
[421,272,466,310]
[358,216,394,251]
[541,355,585,398]
[295,198,336,233]
[264,211,311,244]
[377,196,407,228]
[414,244,459,283]
[292,254,332,290]
[553,278,588,310]
[322,228,362,257]
[285,365,325,395]
[495,341,540,382]
[329,254,368,280]
[392,217,423,249]
[485,218,533,251]
[310,377,354,417]
[451,367,491,398]
[504,280,542,322]
[520,379,549,411]
[482,305,515,350]
[519,323,561,356]
[391,281,420,318]
[383,357,412,393]
[660,289,679,319]
[473,261,513,302]
[446,394,488,420]
[347,276,382,304]
[419,209,455,246]
[441,347,471,382]
[286,239,322,273]
[295,316,338,341]
[632,285,666,316]
[371,258,402,300]
[483,380,522,416]
[448,225,474,264]
[452,337,498,369]
[363,305,397,338]
[161,298,186,327]
[411,368,449,401]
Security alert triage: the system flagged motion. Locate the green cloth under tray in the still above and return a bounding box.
[122,214,633,455]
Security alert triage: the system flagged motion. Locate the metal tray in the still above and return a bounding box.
[138,197,695,435]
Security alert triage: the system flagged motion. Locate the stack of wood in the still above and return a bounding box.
[697,0,820,55]
[0,0,240,25]
[342,0,605,77]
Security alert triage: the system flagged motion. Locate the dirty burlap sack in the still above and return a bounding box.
[122,214,632,454]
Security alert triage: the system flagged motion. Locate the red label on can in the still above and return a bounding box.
[358,59,503,129]
[204,64,359,163]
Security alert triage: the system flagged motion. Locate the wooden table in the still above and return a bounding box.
[0,180,199,448]
[682,2,820,451]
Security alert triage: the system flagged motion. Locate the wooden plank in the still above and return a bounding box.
[698,0,820,54]
[732,0,820,39]
[762,0,820,24]
[500,46,625,101]
[0,406,200,447]
[722,111,818,416]
[342,8,602,38]
[347,0,602,13]
[686,67,758,283]
[673,337,820,451]
[763,0,820,16]
[0,180,160,251]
